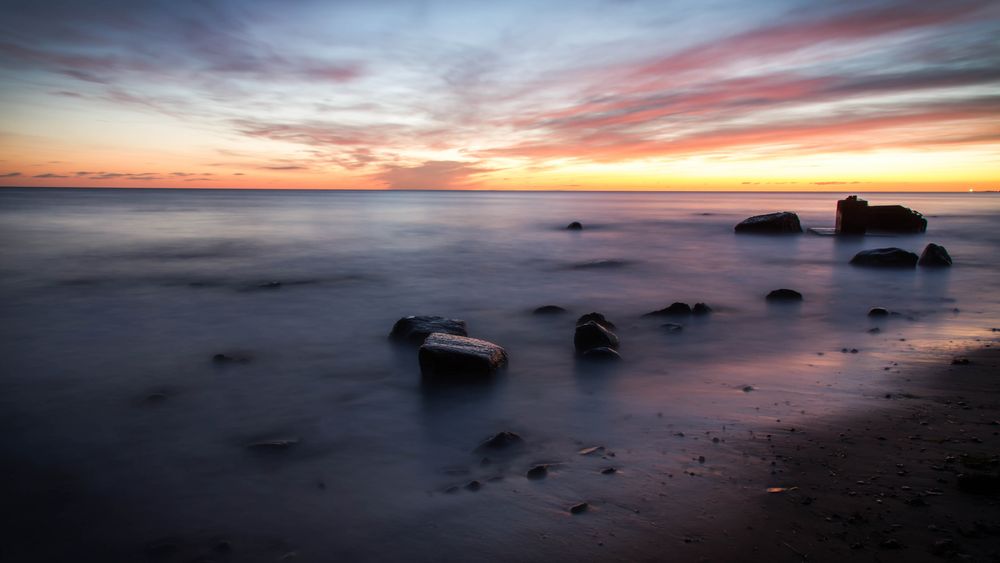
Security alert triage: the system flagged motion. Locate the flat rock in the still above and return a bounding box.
[390,315,468,345]
[577,312,615,330]
[734,211,802,234]
[644,302,692,316]
[575,322,620,353]
[850,247,918,268]
[766,288,803,301]
[418,333,508,378]
[533,305,567,315]
[918,243,952,267]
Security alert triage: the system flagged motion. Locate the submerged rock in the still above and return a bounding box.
[475,431,524,452]
[643,302,692,316]
[575,321,620,353]
[918,243,952,267]
[734,211,802,234]
[692,302,712,315]
[577,312,615,330]
[766,288,803,301]
[566,221,583,230]
[581,346,622,361]
[418,333,508,378]
[390,315,468,345]
[850,247,919,268]
[246,438,299,451]
[569,502,589,514]
[533,305,567,315]
[868,307,890,317]
[526,464,549,480]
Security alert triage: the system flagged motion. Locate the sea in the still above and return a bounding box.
[1,188,998,561]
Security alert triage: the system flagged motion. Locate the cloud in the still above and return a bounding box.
[33,173,68,178]
[376,160,494,190]
[258,165,309,171]
[0,172,21,178]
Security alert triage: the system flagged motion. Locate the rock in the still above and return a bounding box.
[661,323,684,333]
[569,502,589,514]
[692,302,712,315]
[581,347,622,361]
[526,465,548,480]
[258,281,282,289]
[868,307,890,317]
[212,353,249,364]
[849,247,919,268]
[475,431,524,452]
[734,212,802,234]
[390,315,468,345]
[837,196,927,233]
[418,333,508,378]
[566,221,583,230]
[957,473,1000,495]
[246,438,299,451]
[918,243,952,267]
[601,467,617,475]
[464,480,481,491]
[952,357,971,365]
[577,312,615,329]
[533,305,567,315]
[766,289,802,301]
[575,322,620,353]
[643,302,692,316]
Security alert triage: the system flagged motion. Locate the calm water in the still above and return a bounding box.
[1,188,999,561]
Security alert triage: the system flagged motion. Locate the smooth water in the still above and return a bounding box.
[1,189,998,561]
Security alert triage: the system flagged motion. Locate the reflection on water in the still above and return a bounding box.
[1,189,998,560]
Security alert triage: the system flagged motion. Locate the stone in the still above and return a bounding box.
[418,333,508,378]
[836,196,927,233]
[566,221,583,230]
[475,431,524,452]
[868,307,890,317]
[246,438,299,451]
[390,315,468,345]
[643,302,692,316]
[734,212,802,234]
[766,289,802,301]
[581,346,622,361]
[526,465,548,479]
[661,323,683,333]
[577,312,615,330]
[850,247,919,268]
[575,322,620,353]
[692,302,712,315]
[569,502,589,514]
[918,243,952,267]
[533,305,567,315]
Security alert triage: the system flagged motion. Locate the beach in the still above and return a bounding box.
[1,188,998,562]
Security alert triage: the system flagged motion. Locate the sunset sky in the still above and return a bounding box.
[1,0,998,190]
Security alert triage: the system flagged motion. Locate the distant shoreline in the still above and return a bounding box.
[1,186,994,194]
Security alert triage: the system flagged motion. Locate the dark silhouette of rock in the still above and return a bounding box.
[575,321,620,353]
[246,438,299,451]
[660,323,683,333]
[533,305,567,315]
[692,302,712,315]
[766,289,802,301]
[464,480,482,491]
[577,312,615,330]
[868,307,890,317]
[418,333,508,378]
[836,195,927,234]
[566,221,583,230]
[526,464,549,479]
[258,281,282,289]
[570,502,589,514]
[581,346,622,361]
[390,315,468,345]
[918,243,952,267]
[734,211,802,233]
[850,247,918,268]
[643,302,692,316]
[475,431,523,452]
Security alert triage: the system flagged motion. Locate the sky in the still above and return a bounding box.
[0,0,998,191]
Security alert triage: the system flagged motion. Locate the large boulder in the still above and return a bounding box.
[577,312,615,330]
[866,205,926,233]
[918,243,952,267]
[850,247,918,268]
[418,333,507,378]
[574,321,619,353]
[643,302,692,317]
[390,315,467,345]
[734,212,802,234]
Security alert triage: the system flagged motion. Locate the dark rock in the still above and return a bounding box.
[957,472,1000,495]
[390,315,468,345]
[766,288,802,301]
[849,247,918,268]
[566,221,583,230]
[526,465,548,480]
[837,196,927,233]
[836,195,869,234]
[575,322,620,353]
[258,281,282,289]
[464,480,481,491]
[246,438,299,451]
[572,259,630,270]
[868,307,890,317]
[601,467,617,475]
[212,353,249,364]
[734,211,802,233]
[952,357,971,365]
[692,302,712,315]
[661,323,683,333]
[569,502,589,514]
[581,346,622,361]
[577,312,615,329]
[475,431,524,452]
[418,333,508,378]
[918,243,952,267]
[533,305,567,315]
[643,302,692,316]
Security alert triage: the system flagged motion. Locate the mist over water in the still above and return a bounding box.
[1,189,999,561]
